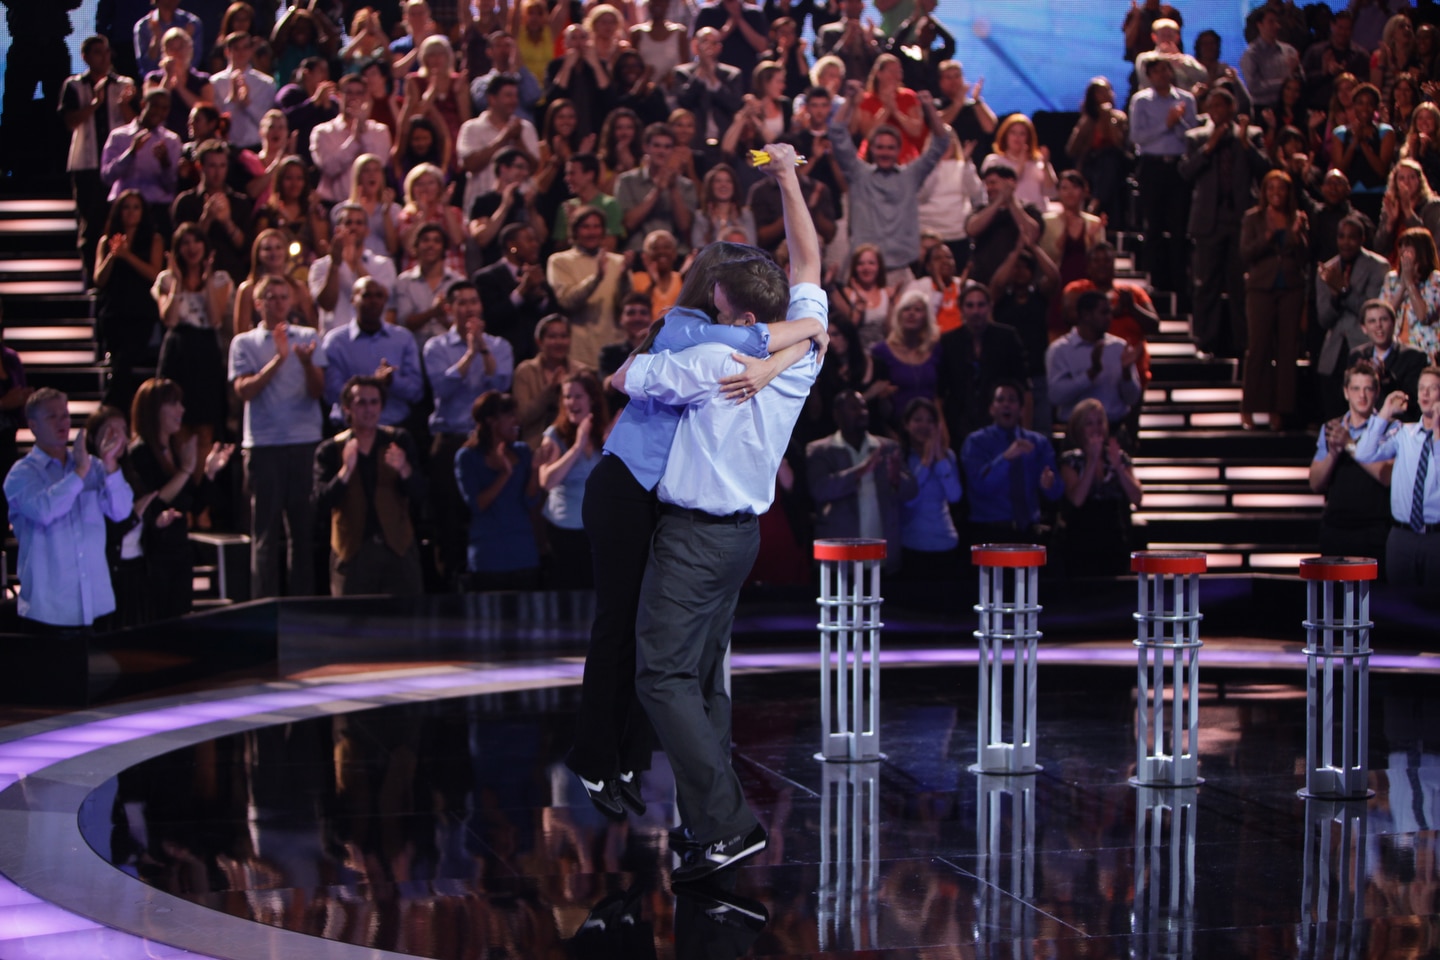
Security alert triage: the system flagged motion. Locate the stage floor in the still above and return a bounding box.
[1,640,1439,960]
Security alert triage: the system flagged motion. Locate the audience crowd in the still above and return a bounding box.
[7,0,1440,629]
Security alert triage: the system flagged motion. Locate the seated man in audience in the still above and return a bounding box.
[615,123,697,255]
[1316,219,1389,419]
[965,164,1044,287]
[1047,290,1143,433]
[228,275,327,598]
[937,282,1029,445]
[1241,7,1302,113]
[554,152,624,252]
[1354,367,1440,589]
[1349,299,1427,423]
[4,388,132,634]
[830,83,949,288]
[474,223,553,364]
[311,203,398,334]
[807,390,916,574]
[1310,361,1395,577]
[170,138,252,281]
[314,375,426,597]
[310,73,392,205]
[422,280,514,587]
[961,380,1064,544]
[393,224,466,350]
[322,278,423,429]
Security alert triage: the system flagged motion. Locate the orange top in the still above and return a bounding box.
[814,538,888,562]
[1299,557,1379,582]
[1131,551,1208,575]
[971,543,1047,568]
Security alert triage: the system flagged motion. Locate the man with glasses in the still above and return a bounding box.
[310,73,391,205]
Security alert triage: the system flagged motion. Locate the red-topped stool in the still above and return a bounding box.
[970,544,1046,775]
[1131,551,1207,788]
[814,539,886,762]
[1299,556,1378,799]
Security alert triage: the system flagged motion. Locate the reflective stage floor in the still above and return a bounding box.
[2,647,1440,960]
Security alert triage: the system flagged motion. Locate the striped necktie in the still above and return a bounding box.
[1412,433,1432,534]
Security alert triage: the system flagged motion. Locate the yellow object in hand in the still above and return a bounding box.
[748,149,807,167]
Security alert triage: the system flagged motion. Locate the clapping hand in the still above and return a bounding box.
[273,322,291,360]
[1039,465,1056,491]
[383,441,410,477]
[341,436,360,474]
[294,341,317,365]
[374,357,396,384]
[205,442,235,479]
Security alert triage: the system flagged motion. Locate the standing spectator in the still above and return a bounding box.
[746,164,837,256]
[340,153,401,260]
[1316,217,1390,418]
[234,228,317,334]
[126,377,234,620]
[807,389,916,574]
[101,89,184,237]
[1311,170,1374,265]
[1349,299,1428,422]
[152,222,232,473]
[1060,242,1159,398]
[598,108,644,193]
[511,0,566,89]
[398,35,470,145]
[143,28,213,139]
[1042,171,1106,328]
[896,397,961,578]
[170,139,253,281]
[134,0,204,78]
[554,153,625,251]
[1122,0,1182,68]
[513,314,591,448]
[1402,102,1440,193]
[982,113,1057,210]
[228,275,327,598]
[5,389,132,632]
[475,223,554,362]
[1374,158,1440,257]
[850,54,926,165]
[391,0,441,76]
[270,6,337,85]
[1381,227,1440,363]
[211,31,275,151]
[545,25,613,140]
[455,391,542,589]
[1180,87,1269,358]
[1354,369,1440,590]
[321,278,423,429]
[937,282,1029,444]
[393,224,465,349]
[598,293,652,408]
[310,203,398,334]
[1329,83,1394,221]
[466,149,546,267]
[886,0,954,94]
[675,28,746,154]
[830,84,948,287]
[1046,290,1143,429]
[397,163,466,272]
[991,246,1058,436]
[693,0,770,84]
[390,113,449,187]
[548,207,628,368]
[934,60,997,148]
[310,73,393,206]
[869,289,941,430]
[313,375,425,596]
[1240,169,1310,431]
[964,164,1043,287]
[95,192,164,412]
[469,31,542,123]
[904,242,965,334]
[692,163,757,248]
[1310,362,1394,576]
[1056,398,1142,576]
[0,0,77,173]
[631,0,689,99]
[458,74,540,223]
[1128,58,1197,306]
[535,371,609,588]
[423,280,514,586]
[915,131,984,273]
[1304,10,1371,113]
[1134,20,1208,93]
[960,380,1063,545]
[275,57,337,167]
[1242,7,1302,113]
[831,245,896,349]
[1065,79,1129,229]
[616,123,698,254]
[814,0,881,83]
[1371,14,1419,109]
[62,36,137,287]
[630,230,683,317]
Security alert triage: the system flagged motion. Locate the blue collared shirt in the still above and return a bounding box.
[227,324,328,448]
[423,327,515,435]
[321,320,425,426]
[1355,417,1440,524]
[1127,86,1197,157]
[960,424,1064,524]
[3,449,134,626]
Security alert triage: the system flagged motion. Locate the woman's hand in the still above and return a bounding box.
[205,442,235,479]
[719,352,778,401]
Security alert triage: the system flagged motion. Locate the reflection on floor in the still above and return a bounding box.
[52,665,1440,959]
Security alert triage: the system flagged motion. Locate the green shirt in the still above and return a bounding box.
[553,192,626,246]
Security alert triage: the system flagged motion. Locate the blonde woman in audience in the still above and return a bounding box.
[401,35,470,142]
[398,162,466,273]
[584,4,630,70]
[339,153,401,258]
[665,107,701,184]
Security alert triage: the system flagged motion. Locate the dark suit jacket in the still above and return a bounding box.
[473,258,553,364]
[1178,123,1271,238]
[1239,206,1310,290]
[674,62,745,144]
[806,432,917,572]
[1348,343,1428,422]
[1316,249,1389,375]
[936,322,1030,447]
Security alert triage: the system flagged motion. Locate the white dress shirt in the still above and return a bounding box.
[308,251,398,334]
[310,116,392,203]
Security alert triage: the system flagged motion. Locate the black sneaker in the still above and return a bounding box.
[616,770,646,816]
[671,824,767,884]
[575,772,627,821]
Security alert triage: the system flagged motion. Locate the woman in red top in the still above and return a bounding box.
[851,54,927,163]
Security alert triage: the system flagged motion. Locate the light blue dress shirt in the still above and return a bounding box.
[1355,417,1440,524]
[4,449,134,626]
[227,324,328,448]
[423,328,515,435]
[901,451,963,551]
[321,320,424,426]
[1127,85,1197,157]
